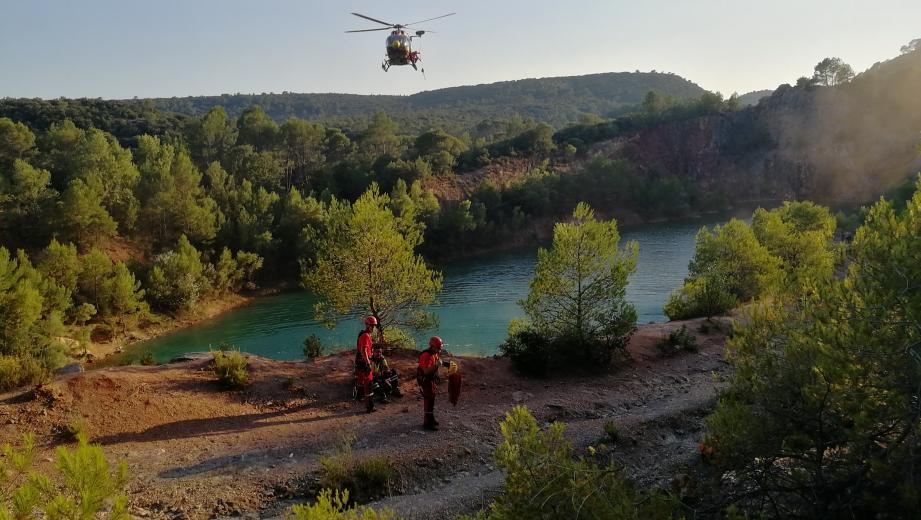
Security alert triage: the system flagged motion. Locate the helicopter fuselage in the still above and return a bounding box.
[383,31,420,71]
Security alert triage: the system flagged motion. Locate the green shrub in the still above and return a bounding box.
[303,334,323,360]
[287,489,398,520]
[500,326,554,377]
[1,433,129,519]
[663,275,737,320]
[686,219,782,302]
[0,356,23,390]
[657,325,698,355]
[479,406,678,519]
[603,420,620,443]
[0,353,57,391]
[140,352,156,366]
[212,349,247,389]
[352,455,395,496]
[502,324,630,377]
[319,435,396,504]
[64,416,89,442]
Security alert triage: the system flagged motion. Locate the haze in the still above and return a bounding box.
[1,0,918,99]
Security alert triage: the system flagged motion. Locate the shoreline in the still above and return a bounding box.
[82,208,751,366]
[82,286,290,365]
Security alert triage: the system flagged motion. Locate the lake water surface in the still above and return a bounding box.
[121,217,725,362]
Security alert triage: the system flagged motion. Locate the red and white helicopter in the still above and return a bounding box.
[346,12,455,72]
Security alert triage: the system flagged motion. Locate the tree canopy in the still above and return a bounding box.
[302,185,442,335]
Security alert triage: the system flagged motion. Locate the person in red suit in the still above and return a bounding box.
[356,315,378,413]
[416,336,449,430]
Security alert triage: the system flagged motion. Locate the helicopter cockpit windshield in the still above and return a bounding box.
[386,32,411,50]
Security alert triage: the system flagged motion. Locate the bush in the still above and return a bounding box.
[0,353,58,391]
[319,435,396,504]
[603,420,620,443]
[64,416,89,441]
[500,326,554,377]
[657,325,698,355]
[687,220,781,302]
[0,433,129,519]
[287,489,397,520]
[477,406,678,519]
[663,276,737,320]
[303,334,323,360]
[352,455,395,495]
[0,356,26,390]
[212,349,248,389]
[146,236,208,314]
[140,351,156,366]
[501,324,629,377]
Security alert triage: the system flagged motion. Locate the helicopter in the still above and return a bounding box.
[346,12,455,72]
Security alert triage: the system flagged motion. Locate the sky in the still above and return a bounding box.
[1,0,919,100]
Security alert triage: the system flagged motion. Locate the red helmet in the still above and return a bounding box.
[429,336,443,349]
[364,315,378,326]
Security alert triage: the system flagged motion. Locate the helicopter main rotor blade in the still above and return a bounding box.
[350,12,395,27]
[404,13,455,26]
[345,27,394,33]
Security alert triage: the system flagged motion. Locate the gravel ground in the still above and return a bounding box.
[0,317,731,519]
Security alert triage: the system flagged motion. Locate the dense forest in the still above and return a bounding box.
[0,82,748,389]
[141,71,706,134]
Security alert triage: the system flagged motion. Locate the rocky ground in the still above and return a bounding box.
[0,318,731,519]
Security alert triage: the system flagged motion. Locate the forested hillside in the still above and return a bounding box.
[0,98,188,147]
[2,48,919,390]
[554,48,921,206]
[142,71,706,133]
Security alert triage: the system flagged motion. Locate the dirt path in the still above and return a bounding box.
[0,318,730,519]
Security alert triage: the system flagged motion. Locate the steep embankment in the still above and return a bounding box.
[0,318,729,520]
[595,50,921,205]
[432,51,921,210]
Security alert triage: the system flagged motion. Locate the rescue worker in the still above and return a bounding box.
[371,345,401,401]
[356,315,378,413]
[417,336,450,431]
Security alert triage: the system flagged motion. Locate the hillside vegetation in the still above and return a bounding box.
[2,49,920,390]
[142,71,706,133]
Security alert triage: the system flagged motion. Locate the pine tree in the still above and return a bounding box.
[303,184,442,333]
[58,179,117,251]
[520,202,638,365]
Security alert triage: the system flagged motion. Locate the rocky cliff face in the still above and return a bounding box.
[429,51,921,214]
[593,50,921,206]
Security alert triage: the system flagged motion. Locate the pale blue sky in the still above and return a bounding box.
[1,0,918,99]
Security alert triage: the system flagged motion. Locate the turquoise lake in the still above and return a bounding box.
[120,217,727,362]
